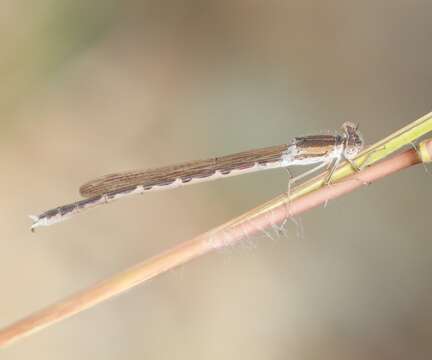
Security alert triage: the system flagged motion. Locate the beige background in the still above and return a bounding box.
[1,1,432,359]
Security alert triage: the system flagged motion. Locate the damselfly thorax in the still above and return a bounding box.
[30,122,364,230]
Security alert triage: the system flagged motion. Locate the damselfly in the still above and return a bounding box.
[30,122,364,230]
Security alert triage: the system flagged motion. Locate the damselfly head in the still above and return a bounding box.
[341,121,364,159]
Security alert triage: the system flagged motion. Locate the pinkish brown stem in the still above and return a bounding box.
[0,139,430,347]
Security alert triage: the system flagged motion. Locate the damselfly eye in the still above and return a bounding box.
[341,121,358,133]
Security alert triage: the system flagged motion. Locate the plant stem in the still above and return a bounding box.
[1,113,432,347]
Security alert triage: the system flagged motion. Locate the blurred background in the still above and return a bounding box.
[1,1,432,359]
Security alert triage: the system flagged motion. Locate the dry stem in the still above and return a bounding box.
[0,137,430,347]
